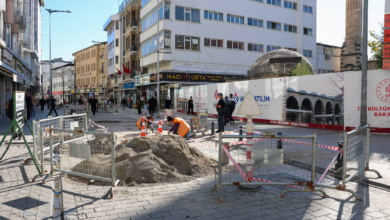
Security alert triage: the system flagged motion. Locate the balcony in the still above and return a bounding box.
[131,20,138,32]
[100,55,104,60]
[130,45,137,55]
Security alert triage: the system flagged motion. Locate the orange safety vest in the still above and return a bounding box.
[136,117,147,130]
[173,117,190,137]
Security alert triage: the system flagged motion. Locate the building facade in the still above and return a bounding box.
[0,0,43,117]
[41,58,72,98]
[341,0,362,71]
[119,0,317,109]
[51,63,75,103]
[316,43,341,74]
[73,43,108,101]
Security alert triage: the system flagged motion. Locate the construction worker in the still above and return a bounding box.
[167,116,192,138]
[136,115,154,132]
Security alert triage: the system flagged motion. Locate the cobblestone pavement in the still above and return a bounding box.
[1,104,390,220]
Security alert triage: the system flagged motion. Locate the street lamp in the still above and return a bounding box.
[45,9,71,97]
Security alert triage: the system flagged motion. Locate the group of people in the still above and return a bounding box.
[214,93,236,133]
[136,115,191,138]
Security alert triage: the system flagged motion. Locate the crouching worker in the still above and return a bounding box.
[167,116,192,138]
[136,115,154,132]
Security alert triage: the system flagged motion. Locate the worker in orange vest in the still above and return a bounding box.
[136,115,154,132]
[167,116,191,138]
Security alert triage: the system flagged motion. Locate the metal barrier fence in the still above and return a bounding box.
[31,114,88,182]
[49,127,119,198]
[317,125,382,201]
[217,133,328,201]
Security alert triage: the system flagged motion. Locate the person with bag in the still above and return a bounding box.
[214,93,226,133]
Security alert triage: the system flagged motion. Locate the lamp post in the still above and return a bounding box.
[45,9,71,97]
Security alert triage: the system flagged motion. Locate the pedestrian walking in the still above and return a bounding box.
[165,97,171,109]
[136,99,142,115]
[31,94,36,116]
[187,96,194,115]
[39,97,46,111]
[228,94,236,124]
[224,96,231,125]
[47,97,50,109]
[121,97,127,110]
[214,93,226,133]
[109,96,114,104]
[148,95,157,115]
[25,93,32,121]
[47,96,58,117]
[89,96,98,116]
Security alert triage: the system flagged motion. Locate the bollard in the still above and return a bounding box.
[190,119,194,131]
[211,122,215,135]
[239,126,243,141]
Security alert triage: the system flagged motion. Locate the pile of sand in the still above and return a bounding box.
[70,135,217,185]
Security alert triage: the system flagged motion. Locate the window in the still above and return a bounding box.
[116,39,119,47]
[141,0,151,8]
[227,14,244,24]
[159,30,171,49]
[116,22,119,30]
[284,1,297,10]
[303,28,313,36]
[248,18,264,27]
[267,0,281,6]
[284,24,297,33]
[204,38,223,48]
[267,45,281,52]
[284,47,297,51]
[175,6,200,23]
[115,56,119,64]
[304,50,312,57]
[142,2,170,32]
[303,5,313,13]
[267,21,281,30]
[5,24,11,48]
[204,11,223,21]
[141,34,158,57]
[227,41,244,50]
[248,43,264,52]
[175,35,200,51]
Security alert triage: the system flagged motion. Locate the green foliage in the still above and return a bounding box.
[292,62,312,76]
[368,23,384,69]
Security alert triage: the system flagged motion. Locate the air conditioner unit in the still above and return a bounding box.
[325,54,332,59]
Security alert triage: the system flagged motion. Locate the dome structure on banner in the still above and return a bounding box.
[248,49,315,78]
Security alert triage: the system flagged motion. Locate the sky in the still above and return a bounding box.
[40,0,385,61]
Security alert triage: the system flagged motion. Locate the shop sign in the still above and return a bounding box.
[119,84,123,89]
[85,89,90,92]
[151,72,231,83]
[384,44,390,59]
[16,60,24,74]
[79,89,85,93]
[139,75,150,85]
[95,88,100,92]
[123,82,135,89]
[2,49,13,67]
[385,29,390,43]
[71,89,76,93]
[52,91,63,95]
[90,88,95,92]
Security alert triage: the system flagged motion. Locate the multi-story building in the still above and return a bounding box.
[72,43,108,101]
[0,0,43,117]
[118,0,317,109]
[41,58,72,97]
[316,43,341,74]
[51,63,75,103]
[118,1,142,106]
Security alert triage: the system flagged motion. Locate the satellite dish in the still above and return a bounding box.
[237,92,263,116]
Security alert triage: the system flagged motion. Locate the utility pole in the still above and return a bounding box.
[360,0,368,127]
[156,0,160,115]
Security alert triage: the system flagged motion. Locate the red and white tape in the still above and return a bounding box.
[222,145,304,189]
[281,139,339,151]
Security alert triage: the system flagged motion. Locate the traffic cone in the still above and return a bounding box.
[158,121,163,134]
[141,122,147,137]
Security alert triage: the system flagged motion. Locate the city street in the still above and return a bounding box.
[0,104,389,220]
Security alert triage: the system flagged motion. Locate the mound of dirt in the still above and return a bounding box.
[70,135,217,185]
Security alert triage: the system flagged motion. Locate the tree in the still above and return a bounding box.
[368,23,384,69]
[292,62,313,76]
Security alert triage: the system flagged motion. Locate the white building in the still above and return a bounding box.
[103,14,124,101]
[316,43,341,74]
[138,0,317,77]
